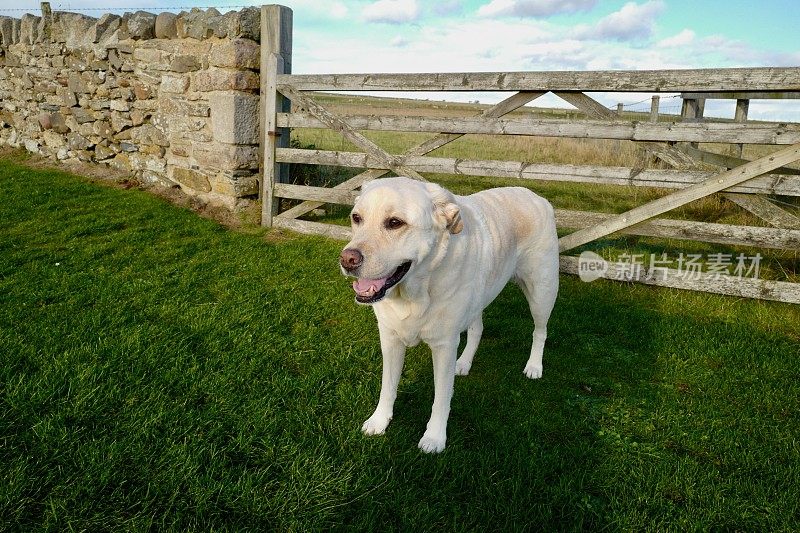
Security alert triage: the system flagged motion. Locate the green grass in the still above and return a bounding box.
[2,157,800,531]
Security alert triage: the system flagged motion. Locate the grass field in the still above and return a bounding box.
[1,151,800,531]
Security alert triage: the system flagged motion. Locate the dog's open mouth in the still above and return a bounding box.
[352,261,412,304]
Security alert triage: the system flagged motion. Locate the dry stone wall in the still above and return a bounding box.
[0,6,263,209]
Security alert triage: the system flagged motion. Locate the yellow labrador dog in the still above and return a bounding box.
[339,177,559,453]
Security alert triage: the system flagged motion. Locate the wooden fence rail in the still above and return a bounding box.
[259,5,800,304]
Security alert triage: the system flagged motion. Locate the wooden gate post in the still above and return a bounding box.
[260,5,293,227]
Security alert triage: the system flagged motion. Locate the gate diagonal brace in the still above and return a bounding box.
[276,90,546,221]
[276,84,426,182]
[558,142,800,252]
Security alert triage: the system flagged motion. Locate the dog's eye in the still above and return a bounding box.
[384,217,406,230]
[351,213,362,225]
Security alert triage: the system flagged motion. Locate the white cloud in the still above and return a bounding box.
[658,29,695,48]
[390,36,410,47]
[362,0,421,24]
[330,2,349,19]
[478,0,597,18]
[574,1,664,41]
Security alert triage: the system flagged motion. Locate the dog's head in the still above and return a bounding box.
[339,177,463,304]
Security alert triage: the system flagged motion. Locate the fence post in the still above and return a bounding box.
[260,5,293,227]
[733,98,750,157]
[649,95,660,122]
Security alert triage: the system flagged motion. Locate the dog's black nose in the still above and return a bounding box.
[340,248,363,271]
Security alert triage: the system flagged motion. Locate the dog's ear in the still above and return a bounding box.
[425,182,463,234]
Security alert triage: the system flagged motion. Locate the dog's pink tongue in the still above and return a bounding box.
[353,277,388,297]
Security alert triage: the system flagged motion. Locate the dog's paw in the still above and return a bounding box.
[455,359,471,376]
[418,433,446,453]
[523,363,543,379]
[361,414,391,436]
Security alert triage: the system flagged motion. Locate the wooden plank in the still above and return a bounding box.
[555,209,800,250]
[274,183,359,205]
[557,142,800,252]
[278,112,800,145]
[261,53,285,228]
[553,91,697,168]
[272,217,352,240]
[262,217,800,304]
[276,91,545,221]
[259,5,292,228]
[553,91,615,119]
[275,147,800,197]
[723,194,800,229]
[270,182,800,249]
[559,256,800,305]
[276,84,426,182]
[677,144,800,175]
[277,67,800,92]
[682,91,800,99]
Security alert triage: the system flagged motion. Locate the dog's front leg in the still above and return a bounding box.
[362,323,406,436]
[419,334,458,453]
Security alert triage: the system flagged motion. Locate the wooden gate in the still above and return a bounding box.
[258,6,800,304]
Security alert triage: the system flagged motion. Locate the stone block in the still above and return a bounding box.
[51,12,97,48]
[110,111,133,132]
[67,73,90,94]
[160,75,189,94]
[93,120,114,139]
[209,38,259,69]
[207,9,259,40]
[110,99,131,112]
[155,12,178,39]
[127,11,156,40]
[171,166,211,192]
[93,13,121,43]
[24,139,40,153]
[193,143,259,171]
[71,107,95,124]
[61,90,78,107]
[38,113,52,130]
[50,113,69,134]
[160,97,210,117]
[209,91,259,145]
[129,124,169,147]
[94,143,115,160]
[43,129,65,148]
[109,153,131,170]
[170,55,201,73]
[176,8,220,40]
[19,14,41,45]
[210,172,258,197]
[67,132,92,150]
[0,16,16,47]
[194,68,259,92]
[132,47,167,65]
[130,109,147,126]
[132,81,152,100]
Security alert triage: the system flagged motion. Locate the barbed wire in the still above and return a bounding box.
[0,4,253,13]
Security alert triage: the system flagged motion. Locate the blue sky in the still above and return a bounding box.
[7,0,800,119]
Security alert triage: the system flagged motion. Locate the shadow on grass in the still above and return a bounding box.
[333,275,662,531]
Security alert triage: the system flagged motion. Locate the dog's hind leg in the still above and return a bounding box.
[455,316,483,376]
[516,244,559,379]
